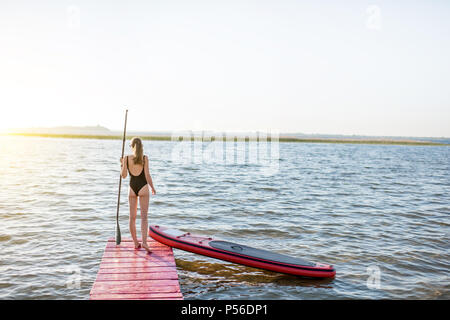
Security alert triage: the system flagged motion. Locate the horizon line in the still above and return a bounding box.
[2,125,450,140]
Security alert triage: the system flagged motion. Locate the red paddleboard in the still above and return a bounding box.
[149,225,335,278]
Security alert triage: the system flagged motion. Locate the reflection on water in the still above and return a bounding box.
[0,136,449,299]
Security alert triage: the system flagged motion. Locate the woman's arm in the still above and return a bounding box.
[144,156,156,195]
[120,156,128,179]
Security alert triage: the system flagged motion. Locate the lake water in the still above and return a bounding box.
[0,136,448,299]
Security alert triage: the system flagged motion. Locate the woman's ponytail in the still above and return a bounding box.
[130,137,144,165]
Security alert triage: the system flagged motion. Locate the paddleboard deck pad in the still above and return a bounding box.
[149,225,335,278]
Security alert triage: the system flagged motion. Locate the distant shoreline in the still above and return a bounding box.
[3,132,448,146]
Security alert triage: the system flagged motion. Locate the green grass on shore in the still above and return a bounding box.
[3,132,447,146]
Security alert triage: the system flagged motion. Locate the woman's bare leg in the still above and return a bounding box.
[138,185,151,253]
[128,188,140,248]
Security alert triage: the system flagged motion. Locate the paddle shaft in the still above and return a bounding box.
[115,109,128,244]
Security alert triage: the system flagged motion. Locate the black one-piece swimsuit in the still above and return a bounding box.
[127,156,148,195]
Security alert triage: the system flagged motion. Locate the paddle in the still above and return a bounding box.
[116,109,128,245]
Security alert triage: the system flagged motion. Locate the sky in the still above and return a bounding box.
[0,0,449,137]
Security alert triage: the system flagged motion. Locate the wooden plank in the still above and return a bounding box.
[90,237,183,300]
[98,261,176,268]
[91,285,181,296]
[95,272,178,282]
[102,251,174,258]
[101,256,175,263]
[100,258,175,265]
[105,242,169,250]
[91,296,184,300]
[107,237,167,244]
[97,266,176,274]
[90,292,183,300]
[104,247,169,252]
[91,280,180,294]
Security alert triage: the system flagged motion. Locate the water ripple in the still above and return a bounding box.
[0,136,449,299]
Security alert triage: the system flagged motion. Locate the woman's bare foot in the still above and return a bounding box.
[134,242,141,249]
[142,243,152,254]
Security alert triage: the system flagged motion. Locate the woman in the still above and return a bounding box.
[120,137,156,253]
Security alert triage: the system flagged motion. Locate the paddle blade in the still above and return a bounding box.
[115,223,121,245]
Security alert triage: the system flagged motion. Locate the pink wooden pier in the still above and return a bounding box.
[90,237,183,300]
